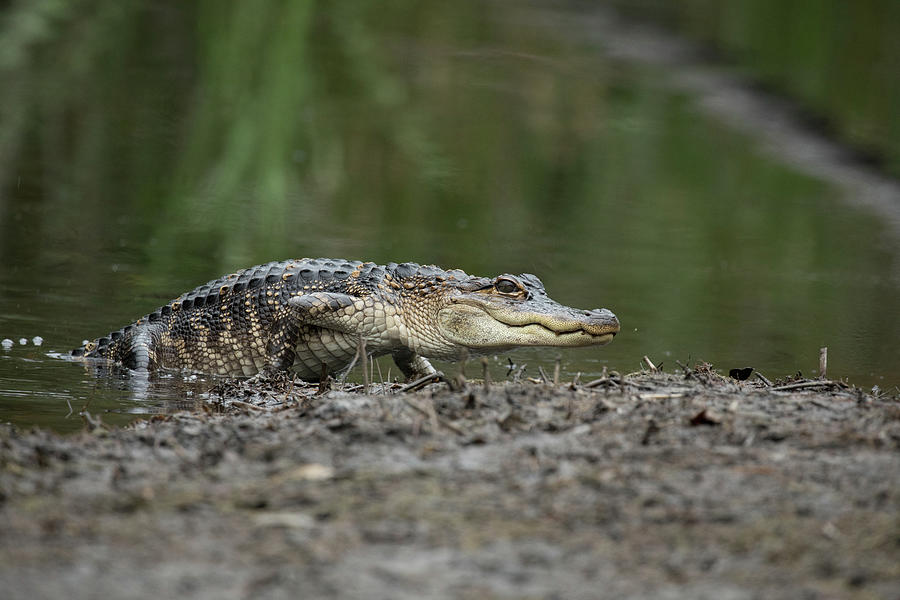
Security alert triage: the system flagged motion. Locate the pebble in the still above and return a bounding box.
[1,338,12,350]
[32,336,43,346]
[19,338,27,346]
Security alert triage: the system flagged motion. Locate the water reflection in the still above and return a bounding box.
[0,350,217,434]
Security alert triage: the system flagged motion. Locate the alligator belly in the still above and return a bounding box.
[291,330,365,380]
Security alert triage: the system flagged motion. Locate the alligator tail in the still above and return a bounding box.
[71,323,159,370]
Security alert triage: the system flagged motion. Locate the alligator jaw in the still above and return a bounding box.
[437,300,620,351]
[505,321,618,346]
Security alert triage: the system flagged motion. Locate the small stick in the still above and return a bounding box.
[398,372,447,393]
[569,372,581,389]
[359,337,369,392]
[80,410,104,429]
[538,366,550,383]
[770,380,836,392]
[403,397,465,436]
[819,347,828,379]
[230,400,267,412]
[424,398,440,433]
[317,363,329,395]
[642,356,657,372]
[459,349,469,379]
[481,357,491,392]
[584,377,612,388]
[454,350,468,391]
[553,358,560,386]
[583,366,614,388]
[339,341,362,386]
[755,372,773,387]
[374,359,390,418]
[283,375,295,403]
[375,359,386,395]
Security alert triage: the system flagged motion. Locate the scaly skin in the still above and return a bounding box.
[71,258,619,379]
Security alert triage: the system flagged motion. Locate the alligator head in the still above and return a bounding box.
[434,272,619,355]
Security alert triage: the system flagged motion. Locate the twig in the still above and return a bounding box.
[283,376,295,404]
[481,357,491,392]
[640,392,685,401]
[584,377,612,388]
[79,410,105,430]
[569,372,581,390]
[584,365,622,388]
[755,372,773,387]
[819,347,828,379]
[455,349,468,391]
[374,359,389,418]
[360,338,369,392]
[425,398,440,433]
[398,372,447,393]
[537,366,550,383]
[506,358,526,382]
[230,400,267,412]
[770,380,837,392]
[339,341,362,386]
[553,358,560,386]
[642,355,657,372]
[317,363,329,395]
[402,397,465,436]
[459,349,469,379]
[375,359,386,395]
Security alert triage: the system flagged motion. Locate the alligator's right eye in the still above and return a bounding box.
[494,278,520,294]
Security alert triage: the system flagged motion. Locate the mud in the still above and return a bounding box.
[1,365,899,599]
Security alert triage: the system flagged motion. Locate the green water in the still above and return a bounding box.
[606,0,900,176]
[1,0,898,433]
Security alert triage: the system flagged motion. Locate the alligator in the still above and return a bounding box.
[71,258,619,380]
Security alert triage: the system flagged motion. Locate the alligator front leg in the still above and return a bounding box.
[391,348,437,380]
[264,319,301,373]
[288,292,436,381]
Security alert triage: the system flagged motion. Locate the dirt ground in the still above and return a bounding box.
[1,364,898,600]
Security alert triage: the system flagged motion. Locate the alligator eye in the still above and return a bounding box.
[494,278,520,294]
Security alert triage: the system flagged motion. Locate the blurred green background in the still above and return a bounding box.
[1,0,898,432]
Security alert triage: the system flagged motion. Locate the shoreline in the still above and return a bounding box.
[2,366,898,599]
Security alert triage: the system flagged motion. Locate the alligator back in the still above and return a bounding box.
[72,258,396,377]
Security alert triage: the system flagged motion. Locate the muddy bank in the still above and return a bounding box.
[1,366,899,600]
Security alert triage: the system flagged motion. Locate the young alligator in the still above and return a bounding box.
[71,258,619,379]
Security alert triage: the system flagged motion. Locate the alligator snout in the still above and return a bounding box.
[585,308,620,336]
